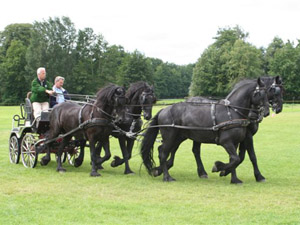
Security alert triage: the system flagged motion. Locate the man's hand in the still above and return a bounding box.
[46,90,55,95]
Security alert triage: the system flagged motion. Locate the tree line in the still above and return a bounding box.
[190,26,300,100]
[0,17,299,105]
[0,17,193,104]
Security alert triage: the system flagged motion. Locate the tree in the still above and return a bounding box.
[116,50,153,88]
[268,41,300,99]
[190,26,263,97]
[101,45,127,85]
[0,24,32,104]
[26,17,77,87]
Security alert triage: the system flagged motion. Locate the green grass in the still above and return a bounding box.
[1,104,300,224]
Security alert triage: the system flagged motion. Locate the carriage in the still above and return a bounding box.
[8,92,83,168]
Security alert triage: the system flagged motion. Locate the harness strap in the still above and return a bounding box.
[211,103,216,126]
[78,104,88,124]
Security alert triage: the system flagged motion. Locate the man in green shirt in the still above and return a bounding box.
[30,67,54,119]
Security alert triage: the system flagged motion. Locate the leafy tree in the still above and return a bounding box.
[26,16,77,87]
[190,26,263,97]
[116,50,153,88]
[101,45,127,85]
[268,41,300,99]
[0,40,29,103]
[71,28,107,94]
[0,24,32,103]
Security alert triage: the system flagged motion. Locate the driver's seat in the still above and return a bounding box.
[25,92,34,124]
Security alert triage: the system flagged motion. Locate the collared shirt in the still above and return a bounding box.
[53,86,66,104]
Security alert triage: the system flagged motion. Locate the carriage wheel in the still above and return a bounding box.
[9,135,20,164]
[67,147,80,166]
[21,134,38,168]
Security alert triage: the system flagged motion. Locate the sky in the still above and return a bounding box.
[1,0,300,65]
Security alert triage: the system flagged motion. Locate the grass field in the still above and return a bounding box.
[1,103,300,224]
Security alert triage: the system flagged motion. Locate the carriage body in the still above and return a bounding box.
[9,96,79,168]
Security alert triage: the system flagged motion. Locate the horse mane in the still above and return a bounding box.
[226,79,257,99]
[125,81,151,103]
[95,84,119,105]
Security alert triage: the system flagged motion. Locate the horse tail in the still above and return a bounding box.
[140,110,161,175]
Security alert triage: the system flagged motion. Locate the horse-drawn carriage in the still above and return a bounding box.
[8,78,283,183]
[8,92,81,168]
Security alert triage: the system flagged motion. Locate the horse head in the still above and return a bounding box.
[139,85,156,120]
[126,82,156,121]
[248,77,270,120]
[112,86,127,123]
[95,84,126,123]
[227,78,269,120]
[266,76,283,114]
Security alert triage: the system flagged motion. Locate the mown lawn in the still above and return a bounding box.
[0,104,300,224]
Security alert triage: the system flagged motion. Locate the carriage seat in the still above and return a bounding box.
[24,92,34,124]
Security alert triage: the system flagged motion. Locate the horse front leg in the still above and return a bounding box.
[40,145,51,166]
[192,142,208,178]
[111,136,126,168]
[97,138,111,166]
[56,137,70,173]
[89,139,101,177]
[121,137,134,174]
[212,142,242,184]
[220,141,246,177]
[244,135,265,182]
[95,141,104,169]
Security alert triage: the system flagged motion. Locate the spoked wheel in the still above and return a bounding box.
[9,135,20,164]
[21,133,38,168]
[67,147,81,166]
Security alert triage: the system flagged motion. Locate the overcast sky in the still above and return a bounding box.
[1,0,299,65]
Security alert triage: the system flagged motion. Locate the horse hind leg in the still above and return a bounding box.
[161,136,184,182]
[74,139,86,168]
[192,142,208,178]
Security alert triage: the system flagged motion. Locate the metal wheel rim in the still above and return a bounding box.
[9,135,20,164]
[21,134,38,168]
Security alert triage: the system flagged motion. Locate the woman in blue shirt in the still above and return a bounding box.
[50,76,70,108]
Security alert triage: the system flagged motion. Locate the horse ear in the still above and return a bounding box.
[275,76,282,85]
[257,77,265,87]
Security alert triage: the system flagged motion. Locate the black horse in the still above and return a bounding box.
[97,81,156,174]
[140,78,269,183]
[42,84,126,176]
[175,76,284,182]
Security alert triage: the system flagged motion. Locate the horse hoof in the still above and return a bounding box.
[200,174,208,179]
[111,160,117,168]
[257,178,266,183]
[163,177,176,182]
[74,159,83,168]
[255,174,266,182]
[40,158,50,166]
[90,171,101,177]
[124,170,135,175]
[231,179,243,184]
[152,169,160,177]
[97,164,104,170]
[56,168,66,173]
[212,164,218,173]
